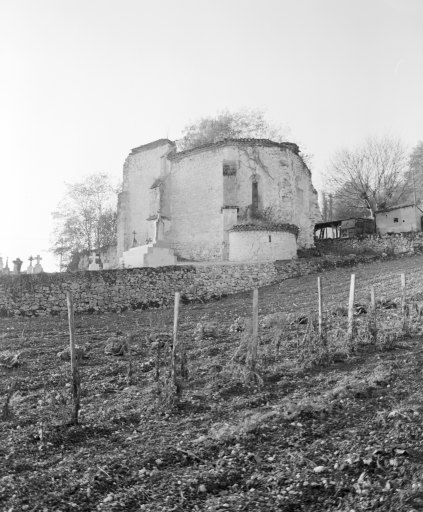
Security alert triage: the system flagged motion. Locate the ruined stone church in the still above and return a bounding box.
[116,138,321,266]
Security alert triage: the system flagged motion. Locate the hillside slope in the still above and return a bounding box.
[2,255,423,511]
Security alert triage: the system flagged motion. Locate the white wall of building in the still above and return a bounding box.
[376,205,422,234]
[229,230,297,261]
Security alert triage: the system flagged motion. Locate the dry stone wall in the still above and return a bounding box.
[315,232,423,256]
[0,255,380,318]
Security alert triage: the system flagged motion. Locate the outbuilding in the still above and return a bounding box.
[375,204,423,234]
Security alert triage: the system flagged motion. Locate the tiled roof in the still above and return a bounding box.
[315,217,373,229]
[375,203,417,214]
[168,138,300,161]
[230,223,299,234]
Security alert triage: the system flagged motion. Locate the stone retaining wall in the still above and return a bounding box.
[315,232,423,256]
[0,255,380,317]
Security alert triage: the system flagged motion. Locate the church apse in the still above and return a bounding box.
[117,138,321,266]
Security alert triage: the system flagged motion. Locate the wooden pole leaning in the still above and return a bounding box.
[347,274,356,342]
[66,291,81,425]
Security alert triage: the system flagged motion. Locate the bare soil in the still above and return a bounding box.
[2,255,423,511]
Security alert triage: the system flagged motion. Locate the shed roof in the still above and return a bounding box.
[314,217,373,230]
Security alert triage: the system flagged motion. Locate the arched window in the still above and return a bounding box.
[252,181,259,215]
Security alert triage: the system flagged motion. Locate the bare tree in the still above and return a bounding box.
[321,192,328,221]
[326,136,408,218]
[177,109,286,151]
[51,173,119,269]
[328,193,334,221]
[403,140,423,203]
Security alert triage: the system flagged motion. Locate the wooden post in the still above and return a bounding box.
[249,288,259,376]
[347,274,356,341]
[171,292,180,390]
[370,286,376,313]
[401,273,406,309]
[66,291,80,425]
[401,273,408,332]
[369,285,377,342]
[317,277,323,338]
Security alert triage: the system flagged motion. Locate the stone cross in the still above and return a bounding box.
[88,251,100,271]
[4,258,10,274]
[132,230,138,247]
[33,254,43,274]
[27,255,34,274]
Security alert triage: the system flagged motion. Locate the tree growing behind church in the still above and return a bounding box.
[51,173,119,271]
[326,136,409,219]
[177,109,286,151]
[403,140,423,203]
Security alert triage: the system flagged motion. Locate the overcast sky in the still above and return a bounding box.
[1,0,422,271]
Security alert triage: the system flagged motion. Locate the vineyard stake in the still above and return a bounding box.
[369,285,377,343]
[401,273,406,308]
[66,291,81,425]
[317,276,323,338]
[250,288,259,374]
[347,274,356,341]
[370,285,376,312]
[401,273,408,332]
[171,292,180,391]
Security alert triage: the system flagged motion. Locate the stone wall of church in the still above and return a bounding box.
[167,142,320,259]
[226,144,320,248]
[117,139,321,262]
[166,148,225,261]
[293,157,322,248]
[117,140,175,258]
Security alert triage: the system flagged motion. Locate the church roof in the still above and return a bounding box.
[168,138,300,161]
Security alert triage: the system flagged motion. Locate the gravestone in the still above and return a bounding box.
[33,255,44,274]
[27,255,34,274]
[88,251,100,271]
[0,257,3,273]
[12,258,23,274]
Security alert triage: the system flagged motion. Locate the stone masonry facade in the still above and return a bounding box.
[315,232,423,256]
[117,138,321,262]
